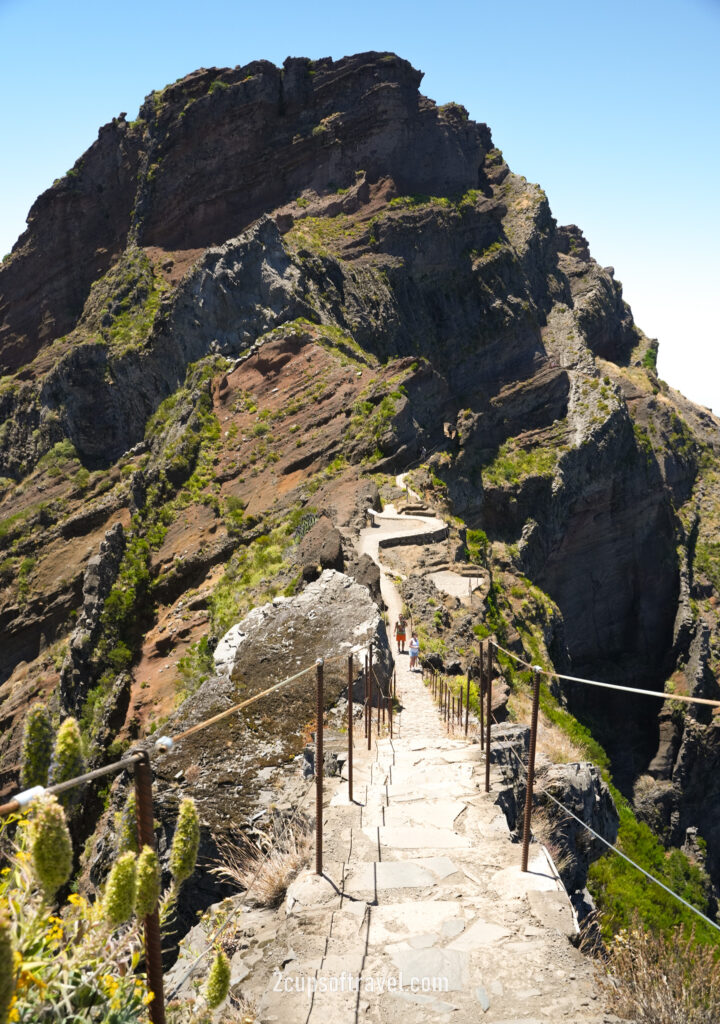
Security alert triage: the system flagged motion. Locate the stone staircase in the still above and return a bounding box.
[242,666,621,1023]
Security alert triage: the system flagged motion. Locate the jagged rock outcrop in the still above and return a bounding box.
[535,762,619,893]
[2,48,720,911]
[60,521,125,714]
[0,54,488,378]
[497,745,619,914]
[296,515,344,581]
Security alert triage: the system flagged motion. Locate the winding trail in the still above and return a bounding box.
[257,481,619,1022]
[170,478,622,1022]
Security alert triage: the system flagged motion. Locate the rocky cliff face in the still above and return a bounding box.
[1,51,719,903]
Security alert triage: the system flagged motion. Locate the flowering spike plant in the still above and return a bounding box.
[103,852,137,928]
[2,797,217,1021]
[48,718,84,807]
[169,798,200,886]
[1,811,149,1023]
[116,792,140,856]
[19,705,53,790]
[204,949,230,1009]
[0,903,14,1024]
[135,847,160,920]
[29,795,72,899]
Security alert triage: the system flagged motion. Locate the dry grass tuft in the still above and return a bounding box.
[633,773,659,801]
[213,817,312,908]
[508,691,585,764]
[528,804,574,878]
[602,916,720,1024]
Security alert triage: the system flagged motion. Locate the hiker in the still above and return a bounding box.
[395,614,407,653]
[409,632,420,670]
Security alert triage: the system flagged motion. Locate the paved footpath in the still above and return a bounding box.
[171,494,623,1023]
[251,615,622,1022]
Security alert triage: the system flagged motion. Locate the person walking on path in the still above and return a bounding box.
[395,614,407,653]
[409,632,420,670]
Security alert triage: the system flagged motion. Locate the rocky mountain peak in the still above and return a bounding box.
[1,51,720,957]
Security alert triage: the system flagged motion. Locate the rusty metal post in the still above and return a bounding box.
[465,667,470,736]
[479,644,485,750]
[485,644,492,793]
[133,752,166,1024]
[389,682,393,738]
[364,655,369,739]
[521,668,541,872]
[376,673,380,738]
[368,646,373,751]
[347,654,354,804]
[315,658,324,875]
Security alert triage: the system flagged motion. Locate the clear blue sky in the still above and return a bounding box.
[1,0,718,412]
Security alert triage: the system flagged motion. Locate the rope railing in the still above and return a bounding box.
[2,637,387,1024]
[491,640,720,710]
[0,753,144,817]
[420,638,720,938]
[489,701,720,938]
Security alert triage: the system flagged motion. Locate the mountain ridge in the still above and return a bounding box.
[1,50,719,932]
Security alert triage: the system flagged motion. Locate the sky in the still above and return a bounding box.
[1,0,718,412]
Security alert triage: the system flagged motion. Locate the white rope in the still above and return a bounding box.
[542,788,720,937]
[491,641,720,710]
[491,709,720,937]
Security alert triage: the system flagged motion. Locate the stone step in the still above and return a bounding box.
[361,824,472,851]
[360,799,467,831]
[341,855,463,896]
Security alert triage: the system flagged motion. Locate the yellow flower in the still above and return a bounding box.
[143,990,155,1006]
[102,975,120,997]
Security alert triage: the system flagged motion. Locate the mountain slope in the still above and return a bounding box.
[1,51,719,900]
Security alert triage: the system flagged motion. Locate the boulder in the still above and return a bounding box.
[353,552,383,607]
[297,515,344,582]
[147,569,392,835]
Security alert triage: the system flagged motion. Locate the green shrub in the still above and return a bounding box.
[466,528,489,565]
[483,440,556,486]
[641,342,658,372]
